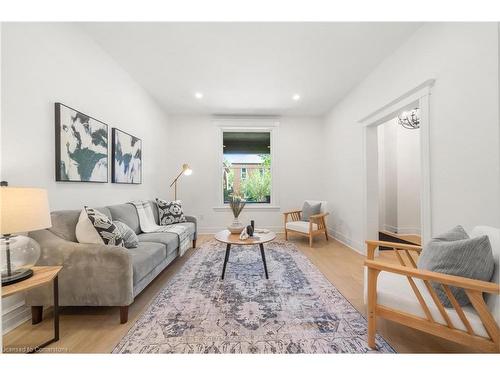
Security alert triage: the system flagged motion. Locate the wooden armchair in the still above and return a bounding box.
[364,226,500,353]
[283,200,329,247]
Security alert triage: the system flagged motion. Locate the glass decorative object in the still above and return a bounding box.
[1,235,41,285]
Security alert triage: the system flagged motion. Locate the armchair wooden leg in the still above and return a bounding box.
[322,218,329,241]
[309,235,313,247]
[367,268,380,349]
[31,306,43,325]
[120,305,129,324]
[285,229,288,240]
[193,239,197,248]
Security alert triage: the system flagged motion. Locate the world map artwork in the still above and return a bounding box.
[112,128,142,184]
[56,104,108,182]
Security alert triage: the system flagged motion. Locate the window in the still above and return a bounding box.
[240,168,247,180]
[222,131,272,204]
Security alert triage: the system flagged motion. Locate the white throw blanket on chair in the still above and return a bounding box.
[131,200,191,257]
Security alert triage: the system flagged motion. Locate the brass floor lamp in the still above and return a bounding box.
[169,163,192,200]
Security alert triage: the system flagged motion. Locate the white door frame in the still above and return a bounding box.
[358,79,435,252]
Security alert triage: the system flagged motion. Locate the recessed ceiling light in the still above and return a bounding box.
[194,92,203,99]
[292,94,301,101]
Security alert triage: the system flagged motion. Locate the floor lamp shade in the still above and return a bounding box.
[1,187,52,285]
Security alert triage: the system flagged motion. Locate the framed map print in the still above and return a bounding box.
[55,103,108,182]
[112,128,142,184]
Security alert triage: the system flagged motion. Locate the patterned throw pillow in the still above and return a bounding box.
[156,198,187,225]
[113,220,139,248]
[75,206,124,247]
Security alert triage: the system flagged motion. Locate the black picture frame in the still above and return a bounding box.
[111,128,143,184]
[55,103,109,183]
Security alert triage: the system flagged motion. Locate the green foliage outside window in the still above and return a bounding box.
[223,154,271,203]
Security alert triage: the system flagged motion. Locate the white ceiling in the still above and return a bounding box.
[81,23,421,116]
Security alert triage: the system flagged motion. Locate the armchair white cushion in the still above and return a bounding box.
[286,221,318,233]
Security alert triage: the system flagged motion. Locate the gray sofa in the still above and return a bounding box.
[26,200,197,324]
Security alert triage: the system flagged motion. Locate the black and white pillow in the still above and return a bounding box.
[156,198,187,225]
[113,220,139,248]
[75,206,124,247]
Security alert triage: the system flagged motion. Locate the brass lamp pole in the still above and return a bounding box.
[169,164,192,200]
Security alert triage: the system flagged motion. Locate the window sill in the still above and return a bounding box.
[213,205,281,211]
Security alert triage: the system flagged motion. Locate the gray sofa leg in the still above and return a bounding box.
[120,305,129,324]
[31,306,43,324]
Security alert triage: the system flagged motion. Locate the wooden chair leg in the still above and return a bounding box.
[309,234,313,247]
[120,305,129,324]
[367,268,380,349]
[323,218,329,241]
[285,229,288,240]
[31,306,43,325]
[192,239,197,248]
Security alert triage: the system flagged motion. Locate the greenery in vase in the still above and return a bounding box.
[228,194,246,218]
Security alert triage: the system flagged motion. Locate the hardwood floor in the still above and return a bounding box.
[2,234,475,353]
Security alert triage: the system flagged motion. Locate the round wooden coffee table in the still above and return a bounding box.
[214,229,276,280]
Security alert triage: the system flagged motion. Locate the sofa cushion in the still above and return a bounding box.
[108,203,141,234]
[418,226,494,307]
[137,222,195,254]
[49,210,81,242]
[125,242,167,285]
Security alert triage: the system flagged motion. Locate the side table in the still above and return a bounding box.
[2,266,62,353]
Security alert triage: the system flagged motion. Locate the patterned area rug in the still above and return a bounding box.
[113,240,395,353]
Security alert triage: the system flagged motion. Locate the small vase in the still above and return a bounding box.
[228,217,245,234]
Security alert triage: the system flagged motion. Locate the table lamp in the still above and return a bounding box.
[169,164,192,200]
[1,182,52,285]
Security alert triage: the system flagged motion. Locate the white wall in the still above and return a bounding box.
[0,23,170,333]
[1,23,170,210]
[378,120,398,232]
[324,23,500,252]
[378,118,421,235]
[396,121,421,235]
[165,115,326,233]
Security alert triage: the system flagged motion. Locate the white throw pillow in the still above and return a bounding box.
[76,207,124,246]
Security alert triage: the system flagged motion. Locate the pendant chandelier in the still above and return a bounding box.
[398,108,420,130]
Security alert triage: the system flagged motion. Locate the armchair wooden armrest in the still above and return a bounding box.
[283,209,302,215]
[365,239,422,260]
[309,212,329,221]
[365,259,500,294]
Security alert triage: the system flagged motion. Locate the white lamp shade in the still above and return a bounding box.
[1,187,52,235]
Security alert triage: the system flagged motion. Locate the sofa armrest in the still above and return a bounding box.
[185,215,197,240]
[26,229,134,307]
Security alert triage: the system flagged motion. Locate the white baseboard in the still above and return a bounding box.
[327,227,365,255]
[2,296,30,334]
[382,224,421,236]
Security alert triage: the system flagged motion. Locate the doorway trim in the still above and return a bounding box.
[358,79,435,252]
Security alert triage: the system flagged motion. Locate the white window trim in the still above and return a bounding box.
[213,118,280,210]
